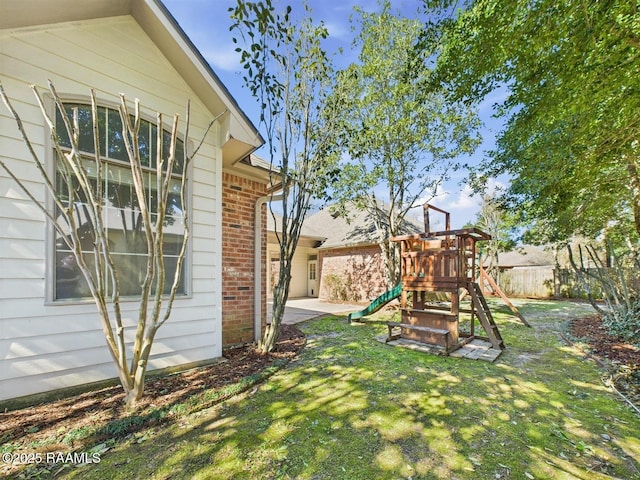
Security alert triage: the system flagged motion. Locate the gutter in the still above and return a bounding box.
[254,194,283,342]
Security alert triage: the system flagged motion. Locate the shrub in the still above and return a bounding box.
[602,300,640,347]
[324,274,348,302]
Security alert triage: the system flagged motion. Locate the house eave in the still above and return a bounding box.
[137,0,264,162]
[0,0,265,166]
[267,232,325,249]
[317,241,379,251]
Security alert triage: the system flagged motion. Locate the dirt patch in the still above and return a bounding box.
[568,315,640,411]
[0,324,305,478]
[511,351,542,367]
[569,315,640,365]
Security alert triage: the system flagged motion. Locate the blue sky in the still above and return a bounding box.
[162,0,506,229]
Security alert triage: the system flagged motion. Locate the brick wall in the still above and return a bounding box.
[318,245,387,303]
[222,172,268,346]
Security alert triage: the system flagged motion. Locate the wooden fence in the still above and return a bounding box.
[494,267,607,299]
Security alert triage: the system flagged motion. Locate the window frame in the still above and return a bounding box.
[44,94,193,304]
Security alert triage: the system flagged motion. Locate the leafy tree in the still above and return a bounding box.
[230,1,340,352]
[422,0,639,338]
[424,0,640,246]
[0,81,218,408]
[472,194,517,281]
[330,0,481,287]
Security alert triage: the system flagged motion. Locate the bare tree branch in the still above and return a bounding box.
[2,81,223,408]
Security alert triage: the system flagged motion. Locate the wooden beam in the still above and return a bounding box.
[480,264,532,327]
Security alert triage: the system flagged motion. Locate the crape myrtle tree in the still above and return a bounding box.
[330,0,481,288]
[423,0,640,342]
[1,81,221,408]
[230,1,340,352]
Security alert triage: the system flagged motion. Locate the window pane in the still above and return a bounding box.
[167,178,183,217]
[163,178,184,256]
[105,164,147,257]
[54,103,187,300]
[162,256,185,295]
[148,172,159,215]
[54,250,91,300]
[56,104,103,153]
[162,228,184,256]
[76,105,93,153]
[150,125,158,168]
[55,107,71,148]
[104,206,147,255]
[138,119,152,168]
[55,162,71,202]
[106,109,127,161]
[55,200,97,251]
[162,130,185,174]
[112,252,146,296]
[174,140,184,174]
[106,163,139,212]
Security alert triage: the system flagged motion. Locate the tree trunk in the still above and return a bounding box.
[259,323,280,354]
[626,155,640,238]
[259,283,287,353]
[258,264,291,353]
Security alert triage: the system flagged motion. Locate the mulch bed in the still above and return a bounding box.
[0,324,305,478]
[568,314,640,411]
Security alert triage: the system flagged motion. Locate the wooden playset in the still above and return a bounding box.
[386,204,505,355]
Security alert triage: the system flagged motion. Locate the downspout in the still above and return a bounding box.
[254,194,283,342]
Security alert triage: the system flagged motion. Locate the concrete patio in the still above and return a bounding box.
[268,298,363,325]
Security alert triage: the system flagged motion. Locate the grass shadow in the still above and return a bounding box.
[60,302,640,480]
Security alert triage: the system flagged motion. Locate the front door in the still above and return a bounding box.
[307,260,318,297]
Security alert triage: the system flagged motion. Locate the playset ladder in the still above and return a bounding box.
[468,282,504,349]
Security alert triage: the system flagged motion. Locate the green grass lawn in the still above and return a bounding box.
[61,299,639,479]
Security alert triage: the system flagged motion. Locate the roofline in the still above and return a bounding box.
[317,241,380,251]
[0,0,265,159]
[149,0,264,147]
[266,231,326,243]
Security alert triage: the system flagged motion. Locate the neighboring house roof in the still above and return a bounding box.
[304,205,423,250]
[1,0,265,176]
[266,213,326,248]
[497,245,555,268]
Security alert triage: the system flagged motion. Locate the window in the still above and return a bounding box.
[53,104,187,300]
[308,262,317,281]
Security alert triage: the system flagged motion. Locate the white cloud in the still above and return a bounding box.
[453,185,476,208]
[323,20,350,40]
[203,48,241,72]
[484,177,508,196]
[427,184,480,228]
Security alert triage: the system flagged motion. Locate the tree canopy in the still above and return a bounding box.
[425,0,640,245]
[330,0,480,284]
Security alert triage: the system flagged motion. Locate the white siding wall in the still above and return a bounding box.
[0,17,223,401]
[288,246,315,298]
[266,245,316,299]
